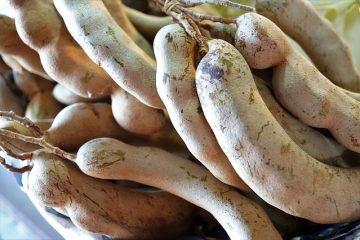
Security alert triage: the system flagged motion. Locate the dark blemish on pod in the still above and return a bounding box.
[163,73,170,85]
[256,121,270,141]
[113,57,124,67]
[165,32,173,43]
[81,25,90,36]
[203,62,224,80]
[350,136,360,147]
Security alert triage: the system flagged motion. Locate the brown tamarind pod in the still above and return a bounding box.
[52,84,99,105]
[13,70,54,99]
[196,38,360,223]
[22,150,195,239]
[0,74,23,115]
[0,15,49,79]
[25,90,63,122]
[256,0,360,91]
[155,24,250,191]
[102,0,154,58]
[7,0,117,99]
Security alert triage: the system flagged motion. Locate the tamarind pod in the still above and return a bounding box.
[75,138,281,240]
[0,15,50,80]
[254,76,345,162]
[155,24,250,191]
[54,0,164,109]
[7,0,117,99]
[196,38,360,223]
[1,54,23,73]
[25,90,63,122]
[26,150,194,239]
[43,103,129,151]
[235,13,360,153]
[256,0,360,91]
[125,6,173,41]
[102,0,154,58]
[111,88,166,135]
[13,70,54,99]
[27,199,105,240]
[34,119,53,131]
[52,84,99,105]
[0,75,23,115]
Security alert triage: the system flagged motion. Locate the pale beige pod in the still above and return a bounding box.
[256,0,360,91]
[155,23,250,191]
[196,39,360,223]
[234,13,360,153]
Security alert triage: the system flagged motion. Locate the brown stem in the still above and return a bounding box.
[0,156,33,173]
[178,0,255,12]
[0,140,33,160]
[179,6,236,24]
[0,129,76,161]
[0,111,43,137]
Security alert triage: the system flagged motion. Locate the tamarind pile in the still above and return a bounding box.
[0,0,359,239]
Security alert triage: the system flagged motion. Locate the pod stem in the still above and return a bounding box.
[0,111,77,173]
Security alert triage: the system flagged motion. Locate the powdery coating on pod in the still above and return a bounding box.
[111,88,166,135]
[0,15,49,79]
[102,0,154,58]
[52,84,98,105]
[235,13,360,153]
[1,54,23,73]
[54,0,163,109]
[75,137,281,240]
[0,75,23,115]
[125,6,173,41]
[256,0,360,91]
[26,150,194,240]
[254,77,345,162]
[42,103,128,151]
[155,24,250,191]
[196,39,360,223]
[7,0,117,98]
[25,90,63,121]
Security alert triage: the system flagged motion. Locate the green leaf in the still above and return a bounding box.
[324,7,338,22]
[344,2,360,31]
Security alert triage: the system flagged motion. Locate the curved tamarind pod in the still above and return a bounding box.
[111,88,166,135]
[42,103,128,151]
[235,13,360,153]
[75,138,281,240]
[52,84,99,105]
[254,76,345,162]
[256,0,360,91]
[0,75,23,115]
[341,88,360,102]
[54,0,163,109]
[13,71,54,99]
[7,0,117,99]
[0,15,50,79]
[125,6,173,41]
[24,150,194,239]
[25,90,63,121]
[102,0,154,58]
[196,38,360,223]
[155,24,250,191]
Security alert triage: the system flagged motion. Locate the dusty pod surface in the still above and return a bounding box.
[54,0,163,109]
[196,38,360,224]
[41,102,129,151]
[0,14,49,79]
[235,12,360,154]
[52,84,98,105]
[155,23,250,191]
[75,137,281,240]
[111,88,166,135]
[24,150,195,240]
[255,0,360,91]
[8,0,117,98]
[13,70,54,99]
